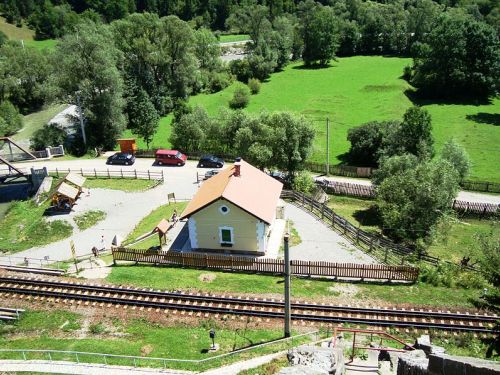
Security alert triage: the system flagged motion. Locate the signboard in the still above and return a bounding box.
[70,240,78,272]
[167,192,176,204]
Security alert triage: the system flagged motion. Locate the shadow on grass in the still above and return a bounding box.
[292,62,335,70]
[405,89,492,107]
[352,206,381,227]
[465,113,500,126]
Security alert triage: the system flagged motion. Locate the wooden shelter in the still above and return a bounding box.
[155,219,171,246]
[64,173,86,192]
[52,182,80,210]
[117,139,137,154]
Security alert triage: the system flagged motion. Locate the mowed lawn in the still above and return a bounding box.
[0,16,57,51]
[128,56,499,182]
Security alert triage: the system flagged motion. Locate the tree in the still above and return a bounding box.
[300,4,339,65]
[347,121,392,167]
[0,43,53,113]
[229,86,250,109]
[169,107,207,153]
[28,3,80,40]
[375,156,460,243]
[30,124,67,151]
[411,11,500,98]
[53,21,125,149]
[0,100,23,136]
[127,88,159,149]
[381,106,433,160]
[440,139,471,181]
[261,112,315,175]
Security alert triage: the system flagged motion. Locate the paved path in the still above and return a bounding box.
[286,203,377,264]
[200,351,286,375]
[1,161,201,263]
[0,360,193,374]
[315,175,500,204]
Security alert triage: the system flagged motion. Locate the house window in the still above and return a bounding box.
[219,226,234,246]
[219,205,230,215]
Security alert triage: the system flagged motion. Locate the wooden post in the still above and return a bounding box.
[321,203,325,219]
[107,169,110,179]
[94,168,97,178]
[134,169,137,179]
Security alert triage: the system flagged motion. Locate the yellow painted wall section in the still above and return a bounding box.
[191,199,264,252]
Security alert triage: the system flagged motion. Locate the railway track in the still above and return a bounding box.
[0,276,498,334]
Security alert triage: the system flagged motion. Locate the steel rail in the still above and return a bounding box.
[0,276,497,323]
[0,278,497,334]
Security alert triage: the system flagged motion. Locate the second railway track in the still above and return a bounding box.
[0,276,497,334]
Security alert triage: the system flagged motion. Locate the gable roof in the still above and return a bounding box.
[180,159,283,224]
[65,173,86,188]
[56,182,79,200]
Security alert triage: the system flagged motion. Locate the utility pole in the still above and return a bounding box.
[284,231,291,338]
[76,93,87,146]
[326,117,330,176]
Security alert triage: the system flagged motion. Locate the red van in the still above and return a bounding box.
[155,149,187,166]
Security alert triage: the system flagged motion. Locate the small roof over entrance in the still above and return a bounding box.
[64,173,86,188]
[155,219,170,235]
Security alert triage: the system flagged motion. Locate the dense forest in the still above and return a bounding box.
[0,0,498,150]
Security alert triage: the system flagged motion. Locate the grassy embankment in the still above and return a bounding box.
[122,202,188,249]
[326,195,499,263]
[0,309,310,371]
[73,210,106,230]
[83,178,158,192]
[0,201,72,253]
[127,56,500,182]
[219,34,250,43]
[13,104,67,144]
[0,16,57,51]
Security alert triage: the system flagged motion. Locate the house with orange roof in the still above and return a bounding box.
[180,158,285,255]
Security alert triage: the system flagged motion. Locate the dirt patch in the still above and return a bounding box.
[141,344,154,356]
[329,283,359,297]
[198,273,217,283]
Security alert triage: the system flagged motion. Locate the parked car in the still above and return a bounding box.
[106,152,135,166]
[204,169,220,180]
[268,170,288,184]
[197,155,224,168]
[155,149,187,166]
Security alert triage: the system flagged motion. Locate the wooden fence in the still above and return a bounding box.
[111,247,419,282]
[48,168,164,182]
[317,180,499,218]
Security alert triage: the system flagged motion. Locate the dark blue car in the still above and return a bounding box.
[197,155,224,168]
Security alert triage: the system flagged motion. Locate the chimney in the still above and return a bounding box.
[234,157,242,177]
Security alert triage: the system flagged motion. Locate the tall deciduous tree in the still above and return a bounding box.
[300,3,339,66]
[54,21,126,149]
[375,156,460,243]
[0,100,23,136]
[440,138,471,181]
[127,87,159,149]
[411,11,500,98]
[0,43,53,113]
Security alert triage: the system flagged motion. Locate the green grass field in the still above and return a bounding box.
[73,210,106,230]
[84,178,158,192]
[219,34,250,43]
[0,17,57,51]
[126,56,499,182]
[0,309,303,371]
[123,202,187,247]
[0,200,73,253]
[327,195,500,263]
[14,104,68,143]
[107,264,480,308]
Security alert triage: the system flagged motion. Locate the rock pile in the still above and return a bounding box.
[279,345,338,375]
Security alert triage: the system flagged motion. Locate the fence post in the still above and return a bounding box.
[75,353,79,363]
[135,169,138,179]
[107,169,110,179]
[369,237,374,252]
[148,170,151,180]
[56,168,59,177]
[121,169,123,178]
[94,168,97,178]
[80,168,83,175]
[22,351,26,360]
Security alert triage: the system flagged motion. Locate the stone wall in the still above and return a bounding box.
[428,354,500,375]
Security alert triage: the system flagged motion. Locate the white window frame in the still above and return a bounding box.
[219,226,234,245]
[219,205,230,215]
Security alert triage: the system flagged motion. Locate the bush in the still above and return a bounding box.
[229,86,250,109]
[418,263,487,289]
[229,59,251,82]
[292,171,314,194]
[208,71,232,93]
[247,78,261,94]
[30,123,67,150]
[0,101,23,137]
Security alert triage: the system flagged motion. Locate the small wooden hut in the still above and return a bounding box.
[52,182,80,210]
[64,173,86,192]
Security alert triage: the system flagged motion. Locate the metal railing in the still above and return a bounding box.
[0,330,321,370]
[0,256,59,270]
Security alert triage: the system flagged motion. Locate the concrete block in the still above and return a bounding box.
[428,354,500,375]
